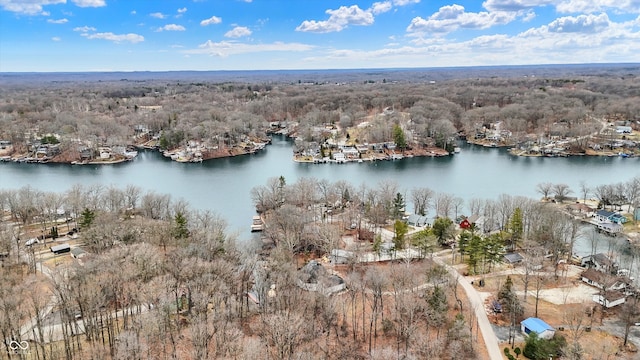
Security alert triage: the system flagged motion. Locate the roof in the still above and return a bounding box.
[504,252,524,264]
[596,210,615,217]
[51,243,70,252]
[581,268,604,283]
[583,253,615,267]
[521,317,554,333]
[70,247,86,256]
[467,214,481,223]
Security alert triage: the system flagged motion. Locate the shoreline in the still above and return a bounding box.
[2,140,638,165]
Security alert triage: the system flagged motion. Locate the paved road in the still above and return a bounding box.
[376,226,502,359]
[433,256,503,360]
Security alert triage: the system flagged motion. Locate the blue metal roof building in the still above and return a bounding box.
[521,317,555,340]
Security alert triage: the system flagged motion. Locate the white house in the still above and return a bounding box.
[332,152,346,163]
[593,291,626,308]
[581,253,616,273]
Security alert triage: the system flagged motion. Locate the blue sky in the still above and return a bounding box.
[1,0,639,72]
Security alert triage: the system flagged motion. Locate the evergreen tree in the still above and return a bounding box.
[393,220,409,250]
[508,207,524,251]
[392,192,405,219]
[79,208,95,229]
[392,124,407,150]
[432,217,454,245]
[172,212,189,240]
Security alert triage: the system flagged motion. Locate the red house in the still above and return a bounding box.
[460,214,481,229]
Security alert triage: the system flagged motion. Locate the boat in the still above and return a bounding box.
[454,147,461,153]
[251,215,264,232]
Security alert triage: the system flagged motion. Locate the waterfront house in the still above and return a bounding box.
[609,213,628,224]
[340,146,359,159]
[521,317,555,340]
[597,222,623,236]
[593,291,626,308]
[595,210,615,223]
[332,152,346,163]
[581,253,617,273]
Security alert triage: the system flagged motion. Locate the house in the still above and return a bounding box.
[460,214,483,230]
[521,317,555,340]
[567,203,595,216]
[581,253,617,273]
[595,210,615,223]
[581,268,630,291]
[51,243,71,255]
[332,152,346,163]
[593,291,626,308]
[609,213,628,224]
[597,222,623,236]
[595,210,628,224]
[340,146,359,158]
[407,214,430,227]
[616,126,633,134]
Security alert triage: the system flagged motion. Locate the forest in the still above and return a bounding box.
[1,64,640,359]
[1,172,640,359]
[0,65,639,163]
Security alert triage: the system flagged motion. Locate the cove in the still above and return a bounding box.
[1,136,638,240]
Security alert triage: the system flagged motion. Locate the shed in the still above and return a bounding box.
[521,317,555,340]
[51,243,71,255]
[70,247,87,259]
[504,252,524,264]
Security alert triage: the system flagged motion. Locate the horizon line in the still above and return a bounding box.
[2,62,639,75]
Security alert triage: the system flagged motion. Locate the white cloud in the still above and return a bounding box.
[73,25,96,32]
[522,10,536,22]
[157,24,185,32]
[130,10,136,15]
[47,18,68,24]
[224,26,252,38]
[296,5,374,33]
[482,0,554,12]
[150,12,167,19]
[201,15,222,26]
[407,4,516,34]
[393,0,420,5]
[71,0,105,7]
[177,7,187,13]
[52,36,61,41]
[0,0,65,15]
[371,1,392,15]
[81,32,144,43]
[547,13,610,33]
[556,0,640,14]
[186,40,313,56]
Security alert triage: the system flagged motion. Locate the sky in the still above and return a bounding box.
[1,0,639,72]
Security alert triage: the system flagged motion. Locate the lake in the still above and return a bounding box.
[1,136,638,240]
